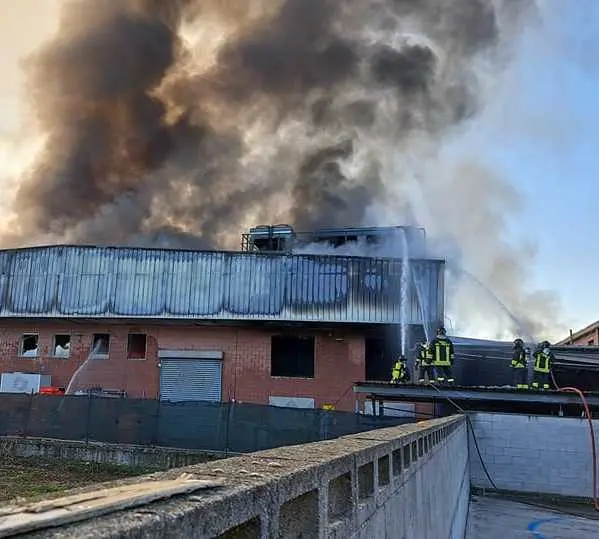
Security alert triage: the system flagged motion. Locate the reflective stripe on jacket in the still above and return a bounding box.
[417,347,433,365]
[391,361,407,381]
[533,350,551,373]
[431,337,454,367]
[511,349,528,369]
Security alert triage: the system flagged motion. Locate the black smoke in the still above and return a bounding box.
[5,0,513,248]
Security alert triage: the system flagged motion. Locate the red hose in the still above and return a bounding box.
[553,383,599,511]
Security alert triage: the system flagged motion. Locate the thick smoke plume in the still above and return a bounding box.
[1,0,562,339]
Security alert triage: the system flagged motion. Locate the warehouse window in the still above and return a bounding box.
[365,338,390,382]
[91,333,110,359]
[271,335,315,378]
[127,333,147,360]
[52,335,71,358]
[20,334,39,357]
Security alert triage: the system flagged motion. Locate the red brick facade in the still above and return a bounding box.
[0,321,365,411]
[557,321,599,346]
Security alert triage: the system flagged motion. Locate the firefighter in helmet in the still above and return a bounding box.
[415,342,434,384]
[391,355,410,384]
[511,338,530,389]
[431,326,455,385]
[532,341,553,390]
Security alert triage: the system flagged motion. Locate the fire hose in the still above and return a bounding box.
[550,370,599,512]
[430,369,599,513]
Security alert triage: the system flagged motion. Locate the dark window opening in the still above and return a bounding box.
[92,333,110,358]
[20,334,39,357]
[53,334,71,357]
[588,339,594,345]
[127,333,147,359]
[271,335,315,378]
[403,445,411,468]
[365,338,394,382]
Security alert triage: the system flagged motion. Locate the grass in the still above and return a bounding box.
[0,455,157,503]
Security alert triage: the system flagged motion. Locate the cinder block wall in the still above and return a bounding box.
[469,412,599,498]
[0,322,364,410]
[16,416,468,539]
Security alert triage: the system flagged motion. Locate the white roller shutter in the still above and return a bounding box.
[159,350,222,402]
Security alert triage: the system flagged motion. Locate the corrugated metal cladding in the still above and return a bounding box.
[0,245,445,325]
[159,359,222,402]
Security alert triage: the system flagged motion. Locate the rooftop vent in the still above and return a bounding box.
[296,226,426,255]
[240,224,427,256]
[241,224,296,252]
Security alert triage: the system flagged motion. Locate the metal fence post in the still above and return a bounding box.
[322,410,330,440]
[224,402,233,456]
[84,394,92,443]
[23,394,34,438]
[152,399,160,447]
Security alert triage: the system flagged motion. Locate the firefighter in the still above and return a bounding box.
[390,355,410,384]
[431,326,455,385]
[415,342,434,383]
[511,338,529,389]
[532,341,553,390]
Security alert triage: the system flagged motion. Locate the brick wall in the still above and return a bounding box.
[0,321,160,398]
[469,412,599,498]
[0,322,365,411]
[566,326,599,346]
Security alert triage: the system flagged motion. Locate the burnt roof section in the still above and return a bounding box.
[242,224,428,255]
[0,244,444,325]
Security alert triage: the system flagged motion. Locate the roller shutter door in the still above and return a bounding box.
[159,353,222,402]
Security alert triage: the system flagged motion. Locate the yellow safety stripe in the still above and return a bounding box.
[533,352,551,373]
[511,351,527,368]
[433,340,452,366]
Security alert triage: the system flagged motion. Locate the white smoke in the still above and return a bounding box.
[0,0,573,343]
[297,1,568,342]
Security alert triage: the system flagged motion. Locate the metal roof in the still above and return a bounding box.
[353,382,599,408]
[0,245,445,324]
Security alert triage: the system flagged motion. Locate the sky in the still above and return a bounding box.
[0,1,597,338]
[443,0,599,336]
[0,2,59,132]
[505,1,599,334]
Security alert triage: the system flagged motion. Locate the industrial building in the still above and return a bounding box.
[0,225,445,411]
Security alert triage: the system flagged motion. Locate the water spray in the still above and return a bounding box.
[447,263,537,344]
[399,228,410,356]
[64,339,104,396]
[412,266,432,344]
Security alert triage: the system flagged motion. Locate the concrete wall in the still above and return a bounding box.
[26,415,468,539]
[0,321,364,410]
[469,412,599,499]
[0,436,218,469]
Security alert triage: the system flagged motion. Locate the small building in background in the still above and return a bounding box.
[557,321,599,346]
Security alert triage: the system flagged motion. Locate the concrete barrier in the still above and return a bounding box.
[23,415,467,538]
[0,436,220,469]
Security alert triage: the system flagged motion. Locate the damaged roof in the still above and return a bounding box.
[0,244,444,325]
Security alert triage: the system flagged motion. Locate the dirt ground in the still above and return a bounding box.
[0,455,155,502]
